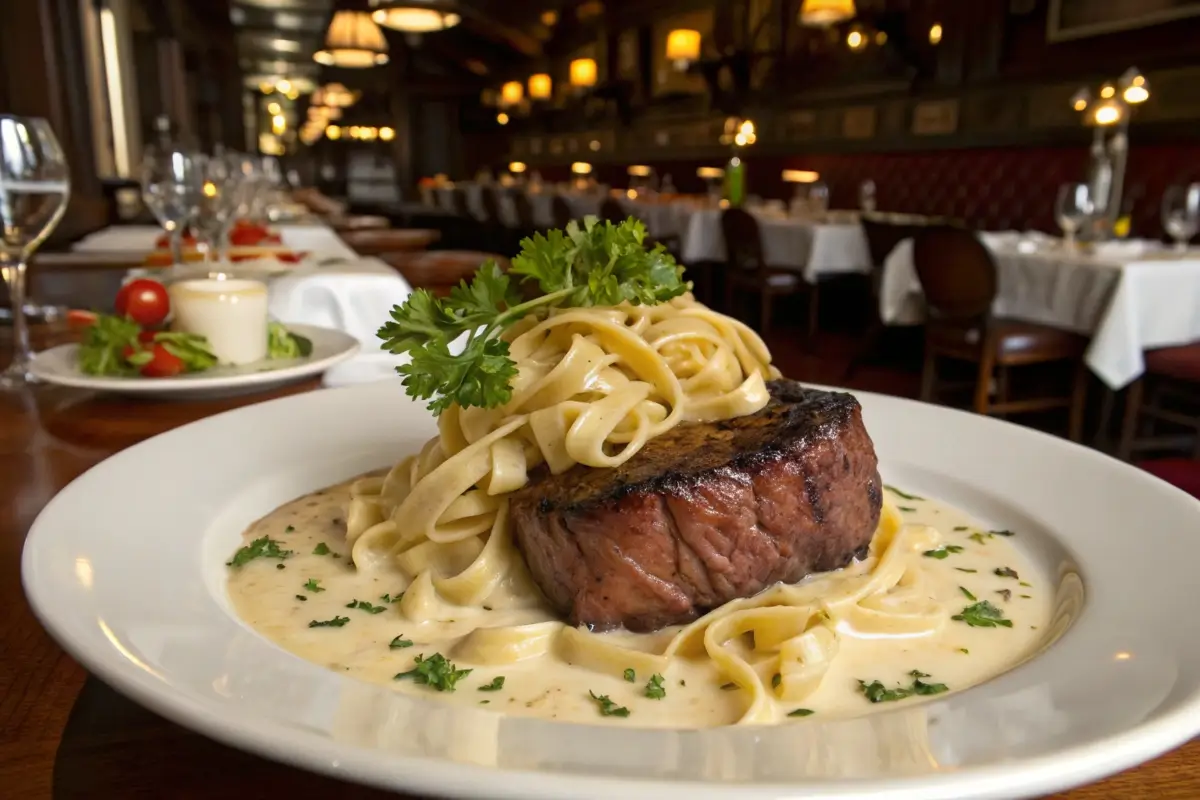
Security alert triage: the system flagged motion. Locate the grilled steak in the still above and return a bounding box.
[509,380,882,632]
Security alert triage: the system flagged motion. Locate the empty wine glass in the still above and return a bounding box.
[0,115,70,387]
[1055,183,1095,249]
[1162,184,1200,252]
[194,154,240,262]
[141,145,202,265]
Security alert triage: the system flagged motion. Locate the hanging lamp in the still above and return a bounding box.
[313,11,389,67]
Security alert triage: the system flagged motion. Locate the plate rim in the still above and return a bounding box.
[28,322,361,392]
[20,382,1200,799]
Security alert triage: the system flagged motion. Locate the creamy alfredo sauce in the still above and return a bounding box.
[228,480,1054,728]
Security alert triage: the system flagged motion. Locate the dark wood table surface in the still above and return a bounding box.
[2,323,1198,799]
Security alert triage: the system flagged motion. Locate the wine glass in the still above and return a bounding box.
[141,145,202,265]
[859,179,877,213]
[1162,184,1200,252]
[1055,183,1095,249]
[194,154,241,263]
[0,116,70,387]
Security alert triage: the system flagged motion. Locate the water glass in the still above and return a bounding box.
[859,179,877,213]
[194,154,241,262]
[1162,184,1200,252]
[1055,183,1095,248]
[141,146,202,265]
[0,115,70,387]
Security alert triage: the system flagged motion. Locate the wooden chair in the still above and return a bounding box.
[914,226,1088,439]
[550,196,572,229]
[341,228,440,257]
[720,208,814,338]
[1117,343,1200,460]
[510,191,535,230]
[846,216,925,377]
[450,188,471,218]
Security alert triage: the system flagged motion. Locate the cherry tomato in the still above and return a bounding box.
[115,279,170,326]
[137,330,158,344]
[66,309,98,330]
[123,343,184,378]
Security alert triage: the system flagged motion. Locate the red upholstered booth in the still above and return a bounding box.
[1138,459,1200,501]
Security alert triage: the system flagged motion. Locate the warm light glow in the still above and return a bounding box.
[312,82,359,108]
[501,80,524,106]
[314,10,389,68]
[380,126,395,141]
[929,23,943,44]
[782,169,820,183]
[733,119,757,147]
[528,73,552,100]
[509,161,527,173]
[847,30,865,50]
[267,101,282,115]
[571,161,593,175]
[626,188,638,199]
[799,0,856,26]
[371,6,460,33]
[1100,84,1116,99]
[666,29,701,66]
[1074,99,1088,111]
[627,165,651,177]
[1124,85,1149,104]
[1094,103,1122,126]
[481,88,498,107]
[589,139,601,152]
[541,9,558,26]
[496,112,509,125]
[277,79,292,94]
[570,58,597,88]
[271,114,287,135]
[326,125,341,139]
[203,181,218,198]
[697,167,724,179]
[874,31,888,45]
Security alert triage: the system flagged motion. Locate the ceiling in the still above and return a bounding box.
[230,0,333,92]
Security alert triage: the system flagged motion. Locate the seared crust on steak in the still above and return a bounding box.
[508,380,883,632]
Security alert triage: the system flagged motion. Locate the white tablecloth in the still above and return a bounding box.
[880,235,1200,389]
[681,210,872,281]
[72,223,360,262]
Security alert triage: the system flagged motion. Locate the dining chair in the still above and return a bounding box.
[599,198,627,224]
[720,208,815,338]
[510,190,535,231]
[450,188,471,218]
[1117,342,1200,460]
[913,226,1088,440]
[846,215,926,377]
[551,196,573,229]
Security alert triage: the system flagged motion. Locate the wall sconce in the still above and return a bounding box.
[929,23,943,45]
[697,167,725,180]
[782,170,820,183]
[528,73,552,100]
[628,165,652,177]
[380,126,395,141]
[571,162,593,175]
[509,161,527,174]
[666,29,701,70]
[798,0,856,27]
[570,58,597,88]
[496,112,510,125]
[500,81,524,107]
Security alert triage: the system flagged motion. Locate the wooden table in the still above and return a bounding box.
[1,324,1197,799]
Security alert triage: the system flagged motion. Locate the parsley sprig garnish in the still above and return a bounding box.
[644,673,666,699]
[394,653,472,692]
[226,536,292,567]
[923,545,964,559]
[308,616,349,628]
[377,218,688,414]
[589,691,630,717]
[479,676,505,692]
[858,670,949,704]
[952,600,1013,628]
[346,599,387,614]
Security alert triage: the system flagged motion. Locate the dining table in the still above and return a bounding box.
[2,321,1199,798]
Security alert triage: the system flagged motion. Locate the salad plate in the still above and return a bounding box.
[29,323,359,399]
[20,379,1200,799]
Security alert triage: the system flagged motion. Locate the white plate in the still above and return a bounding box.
[29,323,360,399]
[21,383,1200,799]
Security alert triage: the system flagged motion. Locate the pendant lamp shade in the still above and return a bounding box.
[798,0,856,26]
[369,0,461,33]
[314,11,389,68]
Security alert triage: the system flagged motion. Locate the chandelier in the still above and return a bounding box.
[313,11,389,67]
[369,0,461,33]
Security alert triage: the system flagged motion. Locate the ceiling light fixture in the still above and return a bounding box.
[500,81,524,106]
[313,11,389,68]
[368,0,460,33]
[528,73,552,100]
[570,58,597,88]
[798,0,856,27]
[666,29,701,70]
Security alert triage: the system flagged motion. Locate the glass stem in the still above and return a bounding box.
[169,226,184,265]
[2,255,32,370]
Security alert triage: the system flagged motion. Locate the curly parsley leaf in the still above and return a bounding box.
[389,635,414,649]
[303,578,324,593]
[346,599,387,614]
[623,668,636,683]
[394,653,472,692]
[923,545,964,559]
[589,690,630,717]
[788,708,815,717]
[858,670,949,704]
[952,600,1013,628]
[478,676,505,692]
[308,616,349,628]
[377,218,688,415]
[227,536,292,567]
[644,673,666,699]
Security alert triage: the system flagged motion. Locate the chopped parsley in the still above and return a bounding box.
[994,566,1019,579]
[955,567,978,573]
[1019,581,1031,587]
[380,592,405,603]
[623,668,636,683]
[295,594,307,601]
[968,532,989,545]
[990,529,1015,537]
[885,485,923,501]
[788,708,815,717]
[303,578,325,593]
[923,545,964,559]
[898,506,917,512]
[308,616,349,628]
[952,600,1013,628]
[953,526,969,532]
[389,635,414,649]
[589,691,630,717]
[858,670,948,704]
[959,586,977,601]
[312,542,340,558]
[346,599,387,614]
[275,564,286,570]
[644,673,666,699]
[1020,594,1031,599]
[394,653,472,692]
[996,589,1013,602]
[226,536,292,567]
[772,673,782,688]
[958,648,969,654]
[478,676,505,692]
[285,525,295,533]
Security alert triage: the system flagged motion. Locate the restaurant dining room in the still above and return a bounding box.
[6,0,1200,798]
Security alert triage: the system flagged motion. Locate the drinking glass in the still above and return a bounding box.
[1055,183,1095,249]
[141,145,202,265]
[859,179,877,213]
[0,115,70,387]
[1162,184,1200,252]
[194,154,240,262]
